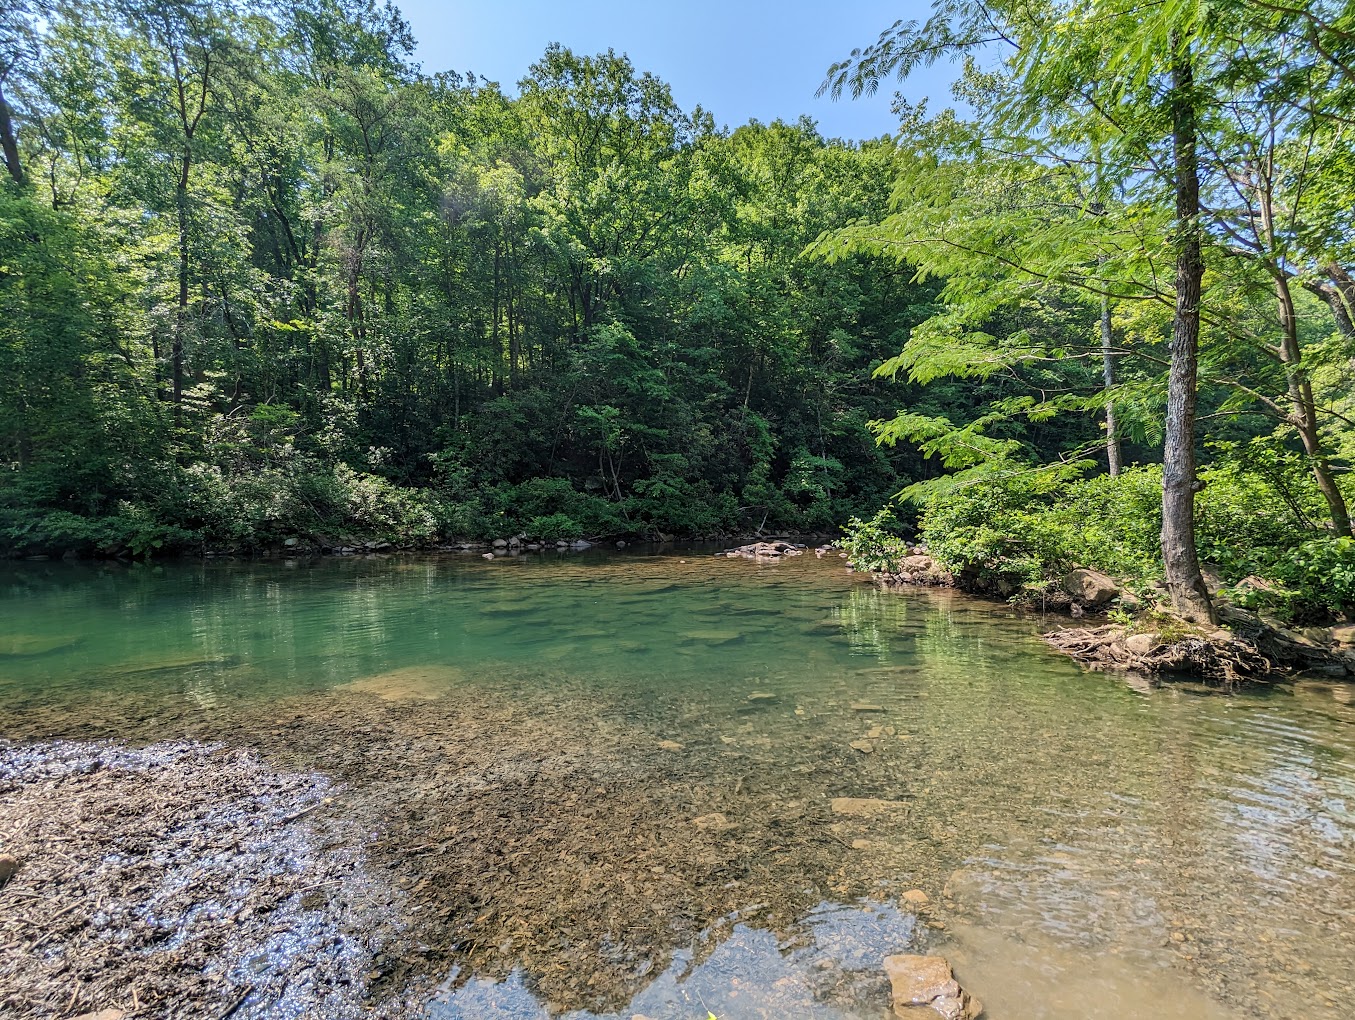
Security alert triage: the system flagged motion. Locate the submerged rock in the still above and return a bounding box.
[883,954,983,1019]
[0,855,18,886]
[691,812,733,831]
[830,797,907,817]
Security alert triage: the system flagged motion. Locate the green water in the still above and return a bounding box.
[3,550,1354,1019]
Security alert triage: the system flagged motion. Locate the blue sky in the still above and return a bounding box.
[395,1,960,142]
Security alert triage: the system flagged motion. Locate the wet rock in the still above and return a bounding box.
[901,889,930,907]
[850,739,875,754]
[683,629,745,646]
[492,539,508,549]
[0,634,80,657]
[745,691,778,704]
[0,855,19,886]
[1063,568,1119,606]
[721,540,805,560]
[878,555,954,588]
[691,812,732,831]
[657,740,684,751]
[830,797,907,817]
[571,540,593,551]
[852,702,886,713]
[481,552,495,560]
[883,954,982,1020]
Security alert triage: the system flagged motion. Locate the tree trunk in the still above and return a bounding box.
[0,83,24,186]
[1162,39,1216,625]
[173,148,191,416]
[1274,272,1352,536]
[1101,293,1122,477]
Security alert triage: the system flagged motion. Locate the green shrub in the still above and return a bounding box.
[840,508,911,573]
[1224,537,1355,623]
[525,513,583,540]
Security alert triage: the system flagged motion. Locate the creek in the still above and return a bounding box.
[2,550,1352,1019]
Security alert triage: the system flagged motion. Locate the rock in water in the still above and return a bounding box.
[1063,568,1119,605]
[883,954,983,1019]
[830,797,907,817]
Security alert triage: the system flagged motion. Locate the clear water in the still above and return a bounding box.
[3,550,1353,1019]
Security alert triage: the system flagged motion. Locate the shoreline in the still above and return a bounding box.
[862,552,1355,685]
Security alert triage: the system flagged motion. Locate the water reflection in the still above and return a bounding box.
[3,551,1354,1020]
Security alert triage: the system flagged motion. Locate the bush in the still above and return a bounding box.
[525,513,583,540]
[1225,537,1355,624]
[840,508,911,572]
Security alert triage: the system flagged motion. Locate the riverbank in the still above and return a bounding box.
[857,547,1355,685]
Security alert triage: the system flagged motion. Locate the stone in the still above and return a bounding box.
[0,855,18,886]
[657,739,684,751]
[901,889,930,907]
[1330,623,1355,646]
[283,537,298,547]
[883,954,982,1020]
[1124,632,1161,655]
[683,629,744,645]
[850,739,875,753]
[692,812,732,831]
[492,538,508,548]
[481,552,495,560]
[71,1011,127,1020]
[0,634,80,657]
[830,797,907,817]
[851,702,886,712]
[616,540,627,549]
[1063,567,1119,605]
[746,691,778,703]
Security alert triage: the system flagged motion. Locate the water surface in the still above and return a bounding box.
[2,550,1352,1019]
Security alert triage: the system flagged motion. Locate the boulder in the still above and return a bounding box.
[1124,632,1161,655]
[0,854,18,886]
[492,539,508,549]
[1330,623,1355,646]
[883,954,982,1020]
[1063,568,1119,605]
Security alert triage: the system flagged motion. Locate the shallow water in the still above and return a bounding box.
[3,549,1354,1019]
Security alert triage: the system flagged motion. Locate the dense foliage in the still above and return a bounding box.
[0,0,964,555]
[827,0,1355,624]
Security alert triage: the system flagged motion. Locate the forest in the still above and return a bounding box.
[2,0,1354,627]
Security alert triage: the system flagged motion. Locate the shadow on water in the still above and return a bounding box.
[3,549,1354,1019]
